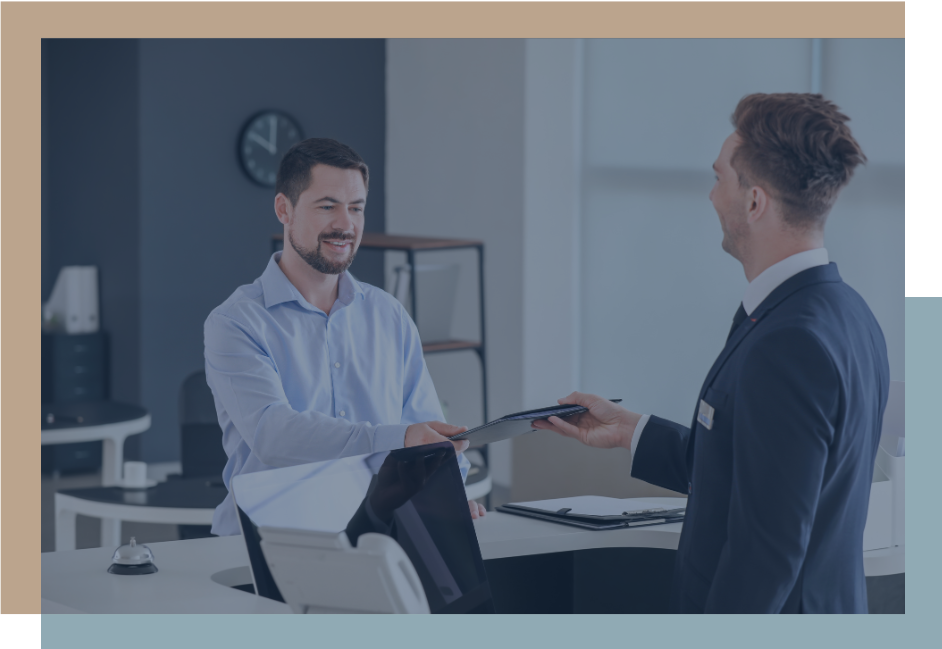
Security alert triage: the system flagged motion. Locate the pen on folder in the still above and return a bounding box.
[546,398,621,415]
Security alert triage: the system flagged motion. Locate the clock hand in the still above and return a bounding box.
[248,131,276,155]
[269,115,277,152]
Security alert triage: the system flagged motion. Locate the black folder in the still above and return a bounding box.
[496,502,685,531]
[450,400,621,446]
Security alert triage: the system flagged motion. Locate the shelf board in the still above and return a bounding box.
[272,232,482,251]
[421,340,482,354]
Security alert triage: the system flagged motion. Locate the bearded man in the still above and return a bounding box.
[204,138,480,536]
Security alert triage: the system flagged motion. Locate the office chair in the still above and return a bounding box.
[177,370,229,540]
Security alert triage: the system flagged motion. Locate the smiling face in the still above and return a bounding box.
[281,164,366,276]
[709,132,750,262]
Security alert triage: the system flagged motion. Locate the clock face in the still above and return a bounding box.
[238,111,304,187]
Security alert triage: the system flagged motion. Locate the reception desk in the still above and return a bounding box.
[41,496,903,614]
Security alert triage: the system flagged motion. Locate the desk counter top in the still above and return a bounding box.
[41,535,290,614]
[475,498,686,560]
[42,495,903,613]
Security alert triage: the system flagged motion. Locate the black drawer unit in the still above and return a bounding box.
[42,332,107,403]
[42,332,109,475]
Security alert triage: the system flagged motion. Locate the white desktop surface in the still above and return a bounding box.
[476,497,686,560]
[42,496,903,613]
[41,535,290,614]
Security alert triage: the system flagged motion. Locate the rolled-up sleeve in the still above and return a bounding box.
[204,312,408,468]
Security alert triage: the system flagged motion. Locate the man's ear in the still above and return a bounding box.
[746,185,770,225]
[274,193,291,225]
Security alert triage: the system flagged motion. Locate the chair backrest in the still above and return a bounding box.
[179,371,229,479]
[259,526,430,614]
[180,370,219,425]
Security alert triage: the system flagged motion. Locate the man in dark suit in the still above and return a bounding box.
[533,93,890,613]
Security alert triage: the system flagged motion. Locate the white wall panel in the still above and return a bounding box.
[585,39,812,171]
[581,169,747,425]
[823,39,905,166]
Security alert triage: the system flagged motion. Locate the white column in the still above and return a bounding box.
[521,38,584,406]
[386,39,527,489]
[510,39,594,501]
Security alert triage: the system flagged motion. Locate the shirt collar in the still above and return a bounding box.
[260,252,365,311]
[742,248,829,316]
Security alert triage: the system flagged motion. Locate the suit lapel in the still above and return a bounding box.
[685,263,843,476]
[697,263,842,403]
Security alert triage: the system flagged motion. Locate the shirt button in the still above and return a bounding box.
[334,362,341,368]
[339,410,346,417]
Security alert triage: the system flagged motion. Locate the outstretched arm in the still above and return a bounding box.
[205,312,410,467]
[532,392,692,494]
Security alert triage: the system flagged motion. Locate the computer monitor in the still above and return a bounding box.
[231,443,495,614]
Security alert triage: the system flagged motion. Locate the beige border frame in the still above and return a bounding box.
[0,2,906,614]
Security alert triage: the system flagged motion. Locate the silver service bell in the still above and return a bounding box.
[107,537,158,575]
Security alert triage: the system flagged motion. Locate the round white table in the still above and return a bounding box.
[44,402,151,549]
[55,478,227,551]
[42,401,151,487]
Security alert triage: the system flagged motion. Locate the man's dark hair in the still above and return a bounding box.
[731,93,866,229]
[276,138,370,206]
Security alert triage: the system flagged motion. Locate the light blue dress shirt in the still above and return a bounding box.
[205,252,467,536]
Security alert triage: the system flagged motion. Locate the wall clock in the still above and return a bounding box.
[238,111,304,187]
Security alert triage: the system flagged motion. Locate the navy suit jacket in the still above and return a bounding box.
[632,263,889,613]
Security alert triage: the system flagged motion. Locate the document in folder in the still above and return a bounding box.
[449,401,621,446]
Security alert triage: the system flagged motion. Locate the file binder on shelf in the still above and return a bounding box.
[43,266,99,334]
[496,496,685,531]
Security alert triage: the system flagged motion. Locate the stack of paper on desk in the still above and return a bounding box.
[497,496,685,531]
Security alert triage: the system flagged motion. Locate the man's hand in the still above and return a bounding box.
[531,392,642,451]
[469,500,486,520]
[405,421,470,455]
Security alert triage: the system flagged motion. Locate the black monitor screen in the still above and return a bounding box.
[233,443,493,614]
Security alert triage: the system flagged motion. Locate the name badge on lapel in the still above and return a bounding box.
[697,399,715,430]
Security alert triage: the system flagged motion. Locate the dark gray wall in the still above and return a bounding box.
[42,40,142,431]
[138,39,386,462]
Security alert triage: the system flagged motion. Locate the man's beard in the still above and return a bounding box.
[289,228,358,275]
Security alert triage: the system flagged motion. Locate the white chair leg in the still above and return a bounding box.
[101,436,124,487]
[101,518,121,550]
[55,495,78,552]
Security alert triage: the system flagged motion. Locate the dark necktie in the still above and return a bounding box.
[727,303,748,342]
